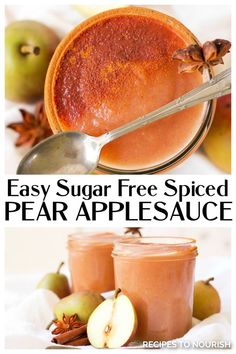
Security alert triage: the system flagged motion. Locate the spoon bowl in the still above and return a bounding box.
[17,131,101,174]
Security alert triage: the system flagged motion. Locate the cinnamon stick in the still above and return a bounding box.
[66,337,90,346]
[52,325,87,345]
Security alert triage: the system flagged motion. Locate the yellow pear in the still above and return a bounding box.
[203,94,231,173]
[36,262,70,299]
[193,277,221,320]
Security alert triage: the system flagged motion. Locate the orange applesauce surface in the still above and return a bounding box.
[113,237,198,341]
[53,11,204,170]
[68,232,120,293]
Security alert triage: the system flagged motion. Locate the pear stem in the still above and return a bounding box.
[56,261,64,274]
[114,288,121,299]
[20,44,40,55]
[204,277,214,285]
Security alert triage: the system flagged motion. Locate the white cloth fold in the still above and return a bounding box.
[179,314,231,342]
[5,289,59,349]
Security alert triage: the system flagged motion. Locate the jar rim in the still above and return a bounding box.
[112,236,198,259]
[68,232,121,248]
[116,236,195,245]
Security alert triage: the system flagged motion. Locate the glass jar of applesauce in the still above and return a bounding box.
[45,7,215,175]
[112,237,198,341]
[68,232,120,293]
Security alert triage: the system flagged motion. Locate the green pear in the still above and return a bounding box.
[36,262,71,299]
[5,20,60,102]
[54,291,105,323]
[203,94,231,173]
[193,277,221,320]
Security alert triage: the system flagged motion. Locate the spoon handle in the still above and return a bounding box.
[101,68,231,145]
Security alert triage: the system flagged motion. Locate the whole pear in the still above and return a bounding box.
[203,94,231,173]
[193,277,221,320]
[54,291,104,323]
[36,262,71,299]
[5,20,60,102]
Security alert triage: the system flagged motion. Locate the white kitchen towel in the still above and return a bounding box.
[178,314,231,343]
[5,289,59,349]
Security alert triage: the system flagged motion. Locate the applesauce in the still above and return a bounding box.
[68,232,119,293]
[112,237,198,341]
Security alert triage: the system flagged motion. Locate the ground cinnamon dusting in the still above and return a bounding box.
[54,15,186,132]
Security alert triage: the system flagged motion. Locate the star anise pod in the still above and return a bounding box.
[172,39,231,74]
[52,314,84,335]
[7,101,53,147]
[124,227,142,237]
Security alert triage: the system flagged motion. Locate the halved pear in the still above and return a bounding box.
[87,289,137,348]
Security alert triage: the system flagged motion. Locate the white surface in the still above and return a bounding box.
[4,4,230,174]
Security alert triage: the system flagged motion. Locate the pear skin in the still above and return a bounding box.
[36,262,71,299]
[193,277,221,320]
[54,291,104,323]
[5,20,60,102]
[203,94,231,173]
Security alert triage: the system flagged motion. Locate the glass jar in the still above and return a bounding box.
[68,232,120,293]
[112,237,198,340]
[45,7,215,174]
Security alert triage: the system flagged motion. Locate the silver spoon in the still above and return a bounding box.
[17,68,231,174]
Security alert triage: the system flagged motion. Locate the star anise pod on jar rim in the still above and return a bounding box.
[52,314,84,335]
[124,227,142,237]
[7,100,53,147]
[172,39,231,74]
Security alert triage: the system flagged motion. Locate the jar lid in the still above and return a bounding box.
[112,237,198,260]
